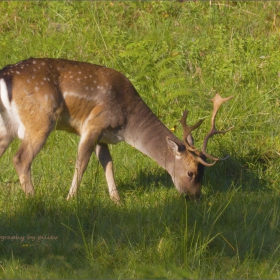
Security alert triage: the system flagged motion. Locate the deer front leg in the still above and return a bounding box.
[66,131,98,200]
[95,143,120,203]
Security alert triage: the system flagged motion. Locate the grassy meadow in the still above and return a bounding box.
[0,1,280,279]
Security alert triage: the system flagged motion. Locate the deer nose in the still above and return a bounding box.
[185,191,202,201]
[195,192,202,201]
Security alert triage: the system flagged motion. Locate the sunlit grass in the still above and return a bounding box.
[0,1,279,279]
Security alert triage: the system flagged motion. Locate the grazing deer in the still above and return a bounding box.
[0,58,233,201]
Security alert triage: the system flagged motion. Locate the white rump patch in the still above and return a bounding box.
[0,78,11,111]
[0,79,25,139]
[0,115,7,136]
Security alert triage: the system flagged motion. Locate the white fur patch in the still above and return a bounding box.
[0,79,25,139]
[0,115,7,137]
[63,91,96,102]
[0,78,11,111]
[11,101,25,139]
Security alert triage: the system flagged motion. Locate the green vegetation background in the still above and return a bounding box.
[0,1,279,279]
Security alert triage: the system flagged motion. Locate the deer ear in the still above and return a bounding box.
[186,134,194,147]
[166,137,182,157]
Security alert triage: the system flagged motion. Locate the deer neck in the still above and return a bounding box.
[124,101,180,173]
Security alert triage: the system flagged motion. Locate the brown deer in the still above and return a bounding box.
[0,58,233,202]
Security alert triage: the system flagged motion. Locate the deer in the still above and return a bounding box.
[0,58,233,202]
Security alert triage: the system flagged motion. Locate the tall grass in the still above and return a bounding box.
[0,2,279,279]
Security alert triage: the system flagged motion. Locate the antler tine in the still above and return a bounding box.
[180,110,204,151]
[201,94,234,162]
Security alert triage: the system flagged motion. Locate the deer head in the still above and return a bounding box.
[166,94,234,199]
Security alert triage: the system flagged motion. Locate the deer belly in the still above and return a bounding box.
[100,128,124,144]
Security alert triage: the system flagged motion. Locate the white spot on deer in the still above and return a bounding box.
[16,71,20,75]
[35,87,39,91]
[27,79,30,84]
[33,60,37,64]
[63,91,95,102]
[41,62,45,66]
[13,61,23,67]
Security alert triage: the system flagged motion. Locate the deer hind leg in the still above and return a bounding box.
[0,134,13,158]
[66,131,100,200]
[95,143,120,203]
[0,115,14,158]
[12,130,51,196]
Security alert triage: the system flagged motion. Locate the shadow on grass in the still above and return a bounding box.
[206,147,279,195]
[0,155,279,278]
[117,151,270,196]
[117,167,173,193]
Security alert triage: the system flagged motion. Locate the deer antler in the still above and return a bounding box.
[180,110,204,152]
[201,94,234,163]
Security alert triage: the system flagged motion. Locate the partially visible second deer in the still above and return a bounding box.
[0,58,233,202]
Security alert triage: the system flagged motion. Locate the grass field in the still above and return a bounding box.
[0,1,279,279]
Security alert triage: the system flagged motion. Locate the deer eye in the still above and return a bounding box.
[187,171,194,178]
